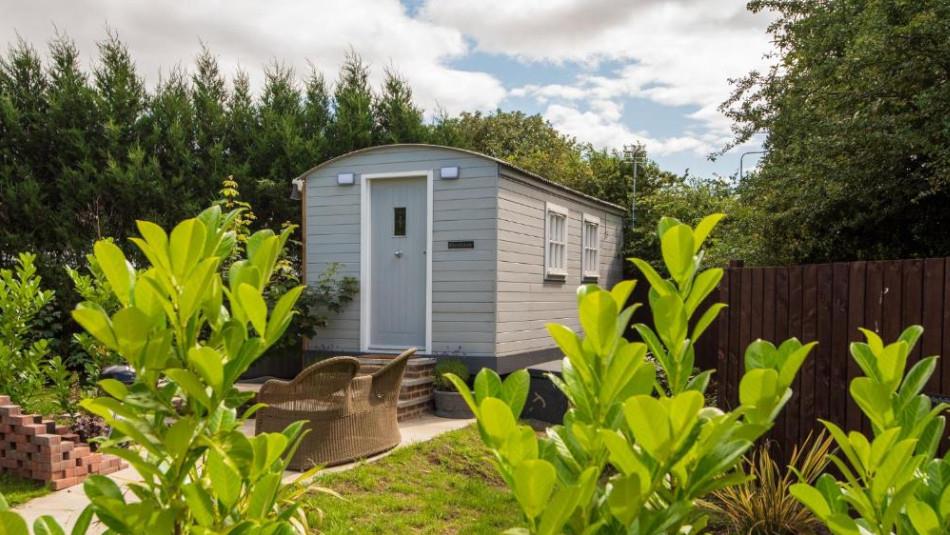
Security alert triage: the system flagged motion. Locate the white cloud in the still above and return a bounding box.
[509,83,588,102]
[425,0,774,154]
[543,103,712,157]
[1,0,506,116]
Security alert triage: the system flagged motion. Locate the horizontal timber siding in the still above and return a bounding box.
[305,146,499,356]
[494,171,624,357]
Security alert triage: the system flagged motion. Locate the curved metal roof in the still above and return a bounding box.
[293,143,625,213]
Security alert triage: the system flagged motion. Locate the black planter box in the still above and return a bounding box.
[241,345,303,380]
[434,390,474,419]
[521,359,567,424]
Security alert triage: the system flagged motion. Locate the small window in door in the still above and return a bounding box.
[393,207,407,236]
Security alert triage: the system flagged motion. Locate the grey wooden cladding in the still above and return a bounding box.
[303,144,625,364]
[306,145,499,356]
[494,171,624,357]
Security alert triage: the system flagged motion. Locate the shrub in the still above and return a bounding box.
[445,214,814,534]
[280,262,358,351]
[217,176,358,353]
[704,431,833,534]
[791,326,950,534]
[70,413,109,446]
[43,355,82,419]
[0,206,320,533]
[434,359,469,391]
[0,253,56,407]
[65,248,124,383]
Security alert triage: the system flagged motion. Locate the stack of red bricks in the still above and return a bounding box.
[0,396,125,490]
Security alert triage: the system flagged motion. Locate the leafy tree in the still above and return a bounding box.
[632,172,767,267]
[722,0,950,264]
[426,107,467,147]
[373,68,425,144]
[327,50,374,156]
[432,109,594,188]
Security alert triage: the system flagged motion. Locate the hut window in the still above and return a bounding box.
[545,202,568,278]
[393,207,407,236]
[582,214,600,280]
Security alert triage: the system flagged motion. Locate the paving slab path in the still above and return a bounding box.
[14,415,473,532]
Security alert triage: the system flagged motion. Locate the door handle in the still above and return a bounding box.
[394,250,403,258]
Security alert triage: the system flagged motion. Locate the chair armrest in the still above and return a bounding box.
[256,356,360,410]
[257,378,292,404]
[370,347,416,399]
[334,375,374,414]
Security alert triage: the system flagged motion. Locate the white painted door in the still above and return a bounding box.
[369,177,427,348]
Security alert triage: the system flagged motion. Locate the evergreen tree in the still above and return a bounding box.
[89,33,148,241]
[327,51,374,156]
[373,68,424,144]
[224,69,256,180]
[192,45,228,186]
[141,68,200,224]
[45,34,101,259]
[251,62,306,228]
[301,67,331,163]
[93,33,145,152]
[0,39,50,258]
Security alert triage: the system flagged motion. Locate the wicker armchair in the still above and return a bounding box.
[255,348,416,469]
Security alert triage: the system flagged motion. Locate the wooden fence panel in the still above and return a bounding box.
[942,263,950,394]
[922,259,944,393]
[830,263,849,428]
[625,257,950,461]
[845,261,866,432]
[700,257,950,461]
[903,260,924,365]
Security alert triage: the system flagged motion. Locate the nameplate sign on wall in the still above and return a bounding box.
[447,240,475,250]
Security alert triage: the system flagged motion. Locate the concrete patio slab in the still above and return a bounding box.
[13,415,473,532]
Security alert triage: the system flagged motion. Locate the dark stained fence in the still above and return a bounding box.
[711,259,950,459]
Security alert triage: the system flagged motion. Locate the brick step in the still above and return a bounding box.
[359,356,436,364]
[356,356,436,421]
[397,395,433,409]
[401,376,434,387]
[358,357,435,379]
[397,395,435,422]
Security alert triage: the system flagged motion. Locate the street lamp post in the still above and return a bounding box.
[739,150,766,181]
[623,144,646,229]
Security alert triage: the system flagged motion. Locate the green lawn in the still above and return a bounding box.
[308,425,523,534]
[0,472,51,507]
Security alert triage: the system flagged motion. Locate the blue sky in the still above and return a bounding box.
[3,0,773,178]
